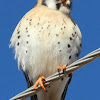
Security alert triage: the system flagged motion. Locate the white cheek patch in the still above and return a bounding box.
[45,0,57,9]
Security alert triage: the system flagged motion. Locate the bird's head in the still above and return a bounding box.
[37,0,72,14]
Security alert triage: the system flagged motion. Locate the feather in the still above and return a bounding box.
[61,74,72,100]
[23,70,38,100]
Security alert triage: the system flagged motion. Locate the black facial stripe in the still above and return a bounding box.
[42,0,47,6]
[56,3,61,10]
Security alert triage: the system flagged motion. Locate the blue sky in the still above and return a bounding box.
[0,0,100,100]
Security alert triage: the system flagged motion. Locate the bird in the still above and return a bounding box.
[10,0,82,100]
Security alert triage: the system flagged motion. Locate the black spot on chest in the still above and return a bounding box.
[70,37,73,40]
[80,43,82,47]
[68,44,71,48]
[18,36,20,39]
[72,33,75,37]
[69,55,71,59]
[76,53,79,57]
[17,42,19,46]
[58,42,60,44]
[17,31,20,34]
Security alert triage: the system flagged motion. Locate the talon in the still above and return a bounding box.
[57,65,66,71]
[57,65,66,78]
[34,76,46,91]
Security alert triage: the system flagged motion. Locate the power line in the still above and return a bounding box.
[10,48,100,100]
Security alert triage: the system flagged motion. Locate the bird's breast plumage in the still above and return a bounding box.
[10,6,82,100]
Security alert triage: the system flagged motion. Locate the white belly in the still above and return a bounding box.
[10,7,82,100]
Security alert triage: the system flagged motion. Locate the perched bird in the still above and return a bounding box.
[10,0,82,100]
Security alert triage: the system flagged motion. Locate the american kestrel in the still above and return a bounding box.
[10,0,82,100]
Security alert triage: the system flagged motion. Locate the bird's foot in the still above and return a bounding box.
[57,65,66,80]
[34,76,46,91]
[57,65,66,72]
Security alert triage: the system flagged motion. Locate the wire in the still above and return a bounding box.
[10,48,100,100]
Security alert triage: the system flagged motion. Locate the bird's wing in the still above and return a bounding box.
[23,70,38,100]
[61,75,72,100]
